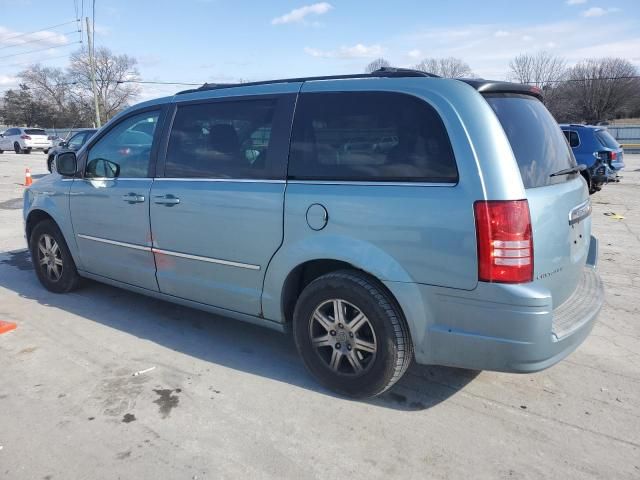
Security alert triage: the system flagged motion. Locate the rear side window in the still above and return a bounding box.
[595,129,619,149]
[487,94,576,188]
[563,130,579,148]
[25,129,47,135]
[165,99,278,179]
[288,92,458,182]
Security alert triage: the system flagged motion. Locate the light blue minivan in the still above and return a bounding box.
[24,68,603,397]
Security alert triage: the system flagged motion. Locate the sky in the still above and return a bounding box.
[0,0,639,101]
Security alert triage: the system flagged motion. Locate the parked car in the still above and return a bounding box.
[46,135,64,154]
[561,124,625,193]
[0,127,50,154]
[24,68,603,398]
[46,129,98,172]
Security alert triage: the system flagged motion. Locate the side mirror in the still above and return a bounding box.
[86,158,120,179]
[59,141,67,147]
[56,152,78,176]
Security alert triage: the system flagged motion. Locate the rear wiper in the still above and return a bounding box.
[550,164,586,177]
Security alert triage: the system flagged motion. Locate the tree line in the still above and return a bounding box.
[2,49,639,128]
[366,53,640,123]
[0,47,140,128]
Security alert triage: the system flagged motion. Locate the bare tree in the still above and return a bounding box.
[365,57,391,73]
[19,65,69,111]
[68,47,141,124]
[508,51,567,88]
[565,58,639,123]
[508,52,569,120]
[414,57,474,78]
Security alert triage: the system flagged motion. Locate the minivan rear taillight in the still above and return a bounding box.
[474,200,533,283]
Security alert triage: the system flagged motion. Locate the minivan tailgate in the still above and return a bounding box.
[526,176,591,307]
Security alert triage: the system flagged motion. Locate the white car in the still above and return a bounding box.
[0,127,50,154]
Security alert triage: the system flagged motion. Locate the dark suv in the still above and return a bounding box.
[47,129,98,172]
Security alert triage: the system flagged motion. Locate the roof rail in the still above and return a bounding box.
[176,67,440,95]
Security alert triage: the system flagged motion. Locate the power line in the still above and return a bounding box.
[524,75,640,85]
[0,41,82,60]
[0,30,81,51]
[0,52,76,68]
[92,0,96,58]
[0,20,79,43]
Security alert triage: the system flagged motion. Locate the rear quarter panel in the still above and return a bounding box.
[262,78,528,323]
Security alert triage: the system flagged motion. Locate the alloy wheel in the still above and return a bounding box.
[37,234,63,282]
[309,299,377,375]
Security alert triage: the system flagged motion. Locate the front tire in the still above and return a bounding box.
[47,155,54,172]
[29,220,80,293]
[293,270,413,398]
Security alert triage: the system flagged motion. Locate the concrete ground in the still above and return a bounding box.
[0,151,639,480]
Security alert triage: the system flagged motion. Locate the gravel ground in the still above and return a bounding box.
[0,151,639,479]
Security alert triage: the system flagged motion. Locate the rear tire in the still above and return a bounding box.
[293,270,413,398]
[29,220,80,294]
[14,142,21,154]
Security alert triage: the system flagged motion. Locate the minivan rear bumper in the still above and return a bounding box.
[387,236,603,373]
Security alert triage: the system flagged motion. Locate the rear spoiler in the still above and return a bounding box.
[459,79,543,100]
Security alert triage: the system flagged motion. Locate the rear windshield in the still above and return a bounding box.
[25,129,47,135]
[486,94,576,188]
[595,129,619,149]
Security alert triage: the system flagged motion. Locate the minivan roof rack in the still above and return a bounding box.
[176,67,440,94]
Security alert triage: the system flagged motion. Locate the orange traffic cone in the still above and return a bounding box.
[25,168,32,187]
[0,320,17,335]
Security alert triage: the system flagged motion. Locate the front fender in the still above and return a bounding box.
[261,233,415,323]
[24,178,83,269]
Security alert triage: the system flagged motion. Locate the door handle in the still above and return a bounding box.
[154,194,180,206]
[122,193,145,204]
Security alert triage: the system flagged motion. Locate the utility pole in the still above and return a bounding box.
[85,16,101,127]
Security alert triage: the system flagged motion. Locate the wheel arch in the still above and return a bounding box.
[262,235,417,324]
[25,206,82,270]
[26,209,56,242]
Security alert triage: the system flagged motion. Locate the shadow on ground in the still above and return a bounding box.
[0,248,479,411]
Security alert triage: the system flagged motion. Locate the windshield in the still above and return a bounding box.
[486,94,576,188]
[595,129,619,149]
[25,129,47,136]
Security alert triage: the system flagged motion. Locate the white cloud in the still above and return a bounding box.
[522,35,534,41]
[494,30,510,37]
[566,0,587,5]
[272,2,333,25]
[0,75,18,87]
[395,19,639,79]
[582,6,620,17]
[0,26,69,48]
[407,49,422,59]
[304,43,384,59]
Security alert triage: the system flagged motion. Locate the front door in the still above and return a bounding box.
[69,110,161,291]
[150,93,296,315]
